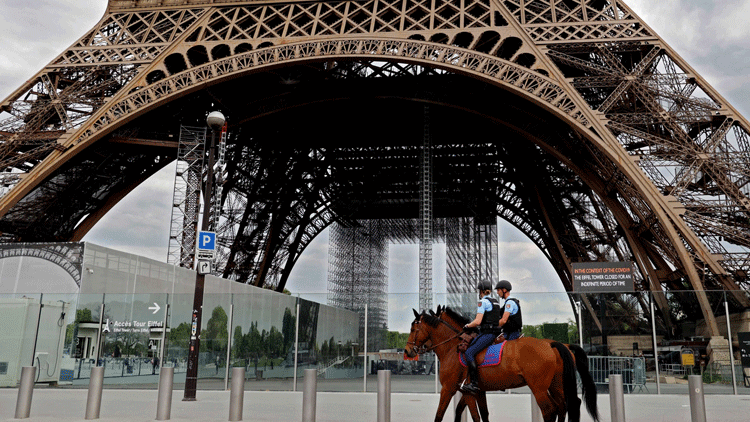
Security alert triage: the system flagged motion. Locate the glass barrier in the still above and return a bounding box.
[3,288,748,395]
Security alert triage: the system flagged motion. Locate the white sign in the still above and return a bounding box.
[197,260,212,275]
[109,320,163,333]
[197,250,215,261]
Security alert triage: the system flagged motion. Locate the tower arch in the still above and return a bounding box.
[1,0,749,337]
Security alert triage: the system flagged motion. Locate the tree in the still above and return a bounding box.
[386,331,409,349]
[320,339,329,361]
[76,308,94,322]
[66,308,94,345]
[246,322,263,367]
[204,306,228,354]
[267,326,284,358]
[541,323,568,343]
[522,324,542,339]
[232,326,247,361]
[282,308,296,354]
[169,322,191,347]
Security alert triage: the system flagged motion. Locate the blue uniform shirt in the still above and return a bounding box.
[476,296,494,314]
[503,298,519,316]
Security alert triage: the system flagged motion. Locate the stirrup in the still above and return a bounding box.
[459,379,480,395]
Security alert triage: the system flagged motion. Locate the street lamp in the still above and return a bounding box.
[183,111,225,401]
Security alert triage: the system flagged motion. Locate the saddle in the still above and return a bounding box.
[457,333,505,352]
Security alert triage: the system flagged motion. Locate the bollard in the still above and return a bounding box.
[14,366,36,419]
[377,369,391,422]
[229,367,245,421]
[530,394,542,422]
[156,367,174,421]
[452,392,467,422]
[302,369,317,422]
[609,374,625,422]
[85,366,105,420]
[688,375,707,422]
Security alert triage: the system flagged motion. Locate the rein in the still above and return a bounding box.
[408,315,463,355]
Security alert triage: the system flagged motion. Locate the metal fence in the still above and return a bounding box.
[65,357,187,381]
[587,356,647,393]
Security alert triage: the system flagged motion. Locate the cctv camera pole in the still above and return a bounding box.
[184,111,225,401]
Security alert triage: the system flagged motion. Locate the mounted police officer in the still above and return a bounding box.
[496,279,523,340]
[460,280,503,395]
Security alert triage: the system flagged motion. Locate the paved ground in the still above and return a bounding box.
[2,386,750,421]
[62,370,750,395]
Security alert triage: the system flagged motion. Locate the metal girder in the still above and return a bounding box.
[0,0,748,338]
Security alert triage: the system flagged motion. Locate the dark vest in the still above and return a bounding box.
[480,297,503,334]
[502,298,523,334]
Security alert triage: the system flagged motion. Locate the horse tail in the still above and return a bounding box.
[568,344,600,422]
[550,341,580,422]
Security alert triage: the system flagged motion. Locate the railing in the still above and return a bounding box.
[63,357,187,381]
[587,356,647,393]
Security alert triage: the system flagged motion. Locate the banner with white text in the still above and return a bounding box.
[571,261,634,293]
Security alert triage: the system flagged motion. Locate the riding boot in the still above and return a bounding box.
[460,360,481,395]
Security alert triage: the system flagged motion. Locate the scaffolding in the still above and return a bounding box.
[419,105,433,312]
[446,217,499,312]
[328,220,388,352]
[167,126,206,269]
[328,216,498,348]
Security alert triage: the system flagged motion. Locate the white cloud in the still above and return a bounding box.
[0,1,108,100]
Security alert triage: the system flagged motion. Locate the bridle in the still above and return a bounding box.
[407,315,463,355]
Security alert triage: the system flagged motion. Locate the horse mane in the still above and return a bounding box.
[421,312,441,327]
[421,306,471,328]
[442,306,470,326]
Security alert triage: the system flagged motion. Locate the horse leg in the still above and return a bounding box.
[548,362,567,421]
[528,381,558,422]
[476,391,490,422]
[454,395,482,422]
[434,386,458,422]
[454,396,467,422]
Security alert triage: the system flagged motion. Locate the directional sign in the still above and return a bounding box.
[148,302,161,314]
[198,231,216,251]
[197,260,212,275]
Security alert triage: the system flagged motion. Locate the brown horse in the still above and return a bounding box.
[416,307,577,422]
[404,307,599,422]
[454,342,601,422]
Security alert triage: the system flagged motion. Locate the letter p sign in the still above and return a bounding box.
[198,231,216,251]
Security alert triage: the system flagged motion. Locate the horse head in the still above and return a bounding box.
[404,308,434,358]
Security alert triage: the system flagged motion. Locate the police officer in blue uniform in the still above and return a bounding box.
[496,279,523,340]
[460,280,503,395]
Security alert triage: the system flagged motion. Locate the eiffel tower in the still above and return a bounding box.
[1,0,749,339]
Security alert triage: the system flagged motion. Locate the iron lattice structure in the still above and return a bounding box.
[328,220,389,352]
[167,125,206,268]
[0,0,749,337]
[327,217,497,348]
[0,242,84,286]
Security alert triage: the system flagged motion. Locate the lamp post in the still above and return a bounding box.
[183,111,225,401]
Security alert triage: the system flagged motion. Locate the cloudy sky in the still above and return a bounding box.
[1,0,750,329]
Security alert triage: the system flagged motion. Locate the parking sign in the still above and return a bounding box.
[198,231,216,251]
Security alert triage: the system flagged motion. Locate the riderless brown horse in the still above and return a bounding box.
[404,307,599,422]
